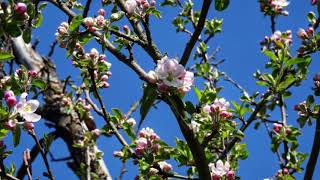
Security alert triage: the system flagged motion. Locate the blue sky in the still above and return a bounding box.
[4,0,320,179]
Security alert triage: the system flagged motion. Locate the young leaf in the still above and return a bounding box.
[215,0,230,11]
[13,125,21,147]
[0,51,14,61]
[69,15,83,32]
[139,84,158,129]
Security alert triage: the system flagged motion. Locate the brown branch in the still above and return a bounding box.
[17,131,58,179]
[23,149,33,180]
[180,0,213,66]
[29,130,54,180]
[304,114,320,180]
[82,0,92,18]
[162,95,211,180]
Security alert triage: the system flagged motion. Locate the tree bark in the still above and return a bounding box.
[11,36,112,180]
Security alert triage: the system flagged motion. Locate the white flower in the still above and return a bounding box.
[190,120,200,133]
[14,93,41,123]
[158,161,172,172]
[272,0,290,7]
[209,160,230,177]
[125,0,138,14]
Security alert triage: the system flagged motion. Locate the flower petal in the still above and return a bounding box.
[23,113,41,122]
[26,100,40,113]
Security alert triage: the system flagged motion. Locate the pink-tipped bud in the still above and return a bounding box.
[106,71,112,76]
[88,26,96,32]
[273,123,283,133]
[150,0,156,6]
[143,2,149,9]
[113,151,124,157]
[211,175,221,180]
[127,118,136,127]
[4,90,14,100]
[92,129,101,137]
[220,111,233,119]
[24,122,34,131]
[98,9,105,16]
[5,120,16,131]
[28,70,38,77]
[83,17,94,27]
[99,55,106,62]
[16,69,23,75]
[75,42,82,50]
[123,25,130,33]
[101,81,110,88]
[15,2,27,15]
[100,75,109,81]
[6,96,17,107]
[90,48,99,59]
[226,171,235,180]
[307,27,314,36]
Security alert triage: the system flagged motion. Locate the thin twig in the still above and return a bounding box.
[23,149,33,180]
[29,130,54,180]
[82,0,92,18]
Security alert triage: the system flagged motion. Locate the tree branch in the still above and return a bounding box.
[304,114,320,180]
[180,0,213,66]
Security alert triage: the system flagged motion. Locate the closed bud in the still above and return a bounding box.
[15,3,27,15]
[6,96,17,107]
[98,9,105,16]
[23,122,34,131]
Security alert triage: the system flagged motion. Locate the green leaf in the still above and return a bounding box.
[31,79,46,90]
[112,108,123,120]
[139,84,158,129]
[215,0,230,11]
[13,125,21,147]
[0,51,14,61]
[286,57,306,66]
[193,87,202,102]
[38,2,48,11]
[34,13,43,28]
[69,15,83,32]
[263,50,277,61]
[22,28,32,43]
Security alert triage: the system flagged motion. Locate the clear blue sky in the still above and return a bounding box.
[4,0,320,179]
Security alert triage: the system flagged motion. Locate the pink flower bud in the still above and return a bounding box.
[273,123,283,133]
[123,25,130,33]
[226,171,235,180]
[297,28,308,40]
[4,90,14,100]
[211,175,221,180]
[311,0,318,5]
[88,26,96,32]
[83,17,94,27]
[16,69,22,75]
[58,27,68,35]
[150,0,156,6]
[143,2,149,9]
[99,55,106,61]
[6,96,17,107]
[152,144,161,152]
[28,70,38,77]
[100,75,109,81]
[106,71,112,76]
[127,118,136,127]
[5,120,16,131]
[24,122,34,131]
[220,111,233,119]
[98,9,105,16]
[15,3,27,15]
[158,83,168,92]
[101,81,110,88]
[92,129,101,137]
[307,27,314,36]
[75,42,82,50]
[113,151,124,157]
[90,48,99,59]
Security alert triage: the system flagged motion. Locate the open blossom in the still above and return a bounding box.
[148,57,194,93]
[158,161,172,172]
[260,0,289,16]
[209,160,235,179]
[14,93,41,123]
[125,0,156,15]
[190,120,200,133]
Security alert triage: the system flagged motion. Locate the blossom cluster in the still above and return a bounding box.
[158,161,172,173]
[273,123,291,135]
[209,160,235,180]
[135,127,161,156]
[55,22,70,48]
[259,0,289,16]
[72,47,112,88]
[148,57,194,94]
[125,0,156,15]
[83,9,106,32]
[297,27,314,41]
[202,98,233,119]
[3,91,41,131]
[294,101,308,117]
[260,30,292,51]
[297,27,315,55]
